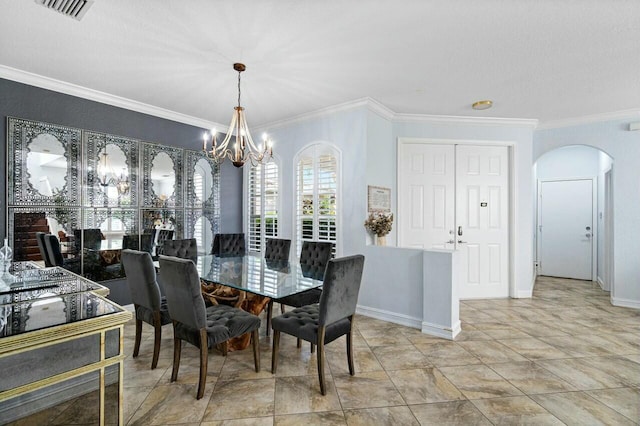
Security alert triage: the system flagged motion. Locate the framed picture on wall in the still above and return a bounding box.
[367,185,391,212]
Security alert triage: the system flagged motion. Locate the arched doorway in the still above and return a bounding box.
[533,145,614,298]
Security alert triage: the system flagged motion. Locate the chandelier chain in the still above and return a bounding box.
[237,70,242,107]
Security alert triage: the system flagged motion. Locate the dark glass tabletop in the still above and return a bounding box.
[195,255,324,299]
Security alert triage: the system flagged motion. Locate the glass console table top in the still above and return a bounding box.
[194,255,324,299]
[0,292,121,337]
[0,264,107,305]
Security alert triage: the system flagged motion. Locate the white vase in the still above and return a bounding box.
[375,235,386,246]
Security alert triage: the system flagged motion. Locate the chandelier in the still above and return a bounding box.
[97,151,130,195]
[202,63,273,168]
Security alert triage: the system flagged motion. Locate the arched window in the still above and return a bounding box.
[247,160,280,253]
[295,144,339,257]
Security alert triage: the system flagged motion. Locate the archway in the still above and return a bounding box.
[533,145,614,300]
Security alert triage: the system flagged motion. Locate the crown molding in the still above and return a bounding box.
[0,64,224,130]
[537,108,640,130]
[393,112,538,128]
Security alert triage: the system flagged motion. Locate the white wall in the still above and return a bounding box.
[534,117,640,308]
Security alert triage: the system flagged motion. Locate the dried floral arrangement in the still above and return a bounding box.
[364,212,394,237]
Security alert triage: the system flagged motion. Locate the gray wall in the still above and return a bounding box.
[0,78,243,238]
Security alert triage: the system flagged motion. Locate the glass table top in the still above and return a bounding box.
[193,255,324,299]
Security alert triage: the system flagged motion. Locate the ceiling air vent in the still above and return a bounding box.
[35,0,95,21]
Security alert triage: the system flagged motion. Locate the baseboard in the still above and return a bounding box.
[596,276,609,291]
[421,320,461,340]
[611,297,640,310]
[0,368,119,423]
[355,305,422,329]
[516,288,533,298]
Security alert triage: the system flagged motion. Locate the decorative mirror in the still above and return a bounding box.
[85,132,139,208]
[185,210,218,254]
[7,117,81,206]
[142,143,183,208]
[185,150,218,209]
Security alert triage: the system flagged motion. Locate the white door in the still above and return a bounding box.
[456,145,510,298]
[398,143,510,298]
[398,144,455,249]
[538,179,593,280]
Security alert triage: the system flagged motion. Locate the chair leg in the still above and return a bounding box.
[311,342,315,353]
[280,303,285,314]
[266,300,273,337]
[317,327,326,395]
[171,324,181,382]
[197,329,208,400]
[252,329,260,372]
[133,317,142,358]
[347,316,355,376]
[151,311,162,369]
[221,341,228,356]
[271,330,280,374]
[297,338,301,348]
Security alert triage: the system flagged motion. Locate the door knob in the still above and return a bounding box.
[458,226,463,236]
[586,233,591,238]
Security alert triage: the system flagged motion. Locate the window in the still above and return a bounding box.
[296,145,339,257]
[247,161,279,253]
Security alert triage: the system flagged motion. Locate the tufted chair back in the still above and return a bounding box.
[121,249,162,312]
[158,255,207,330]
[264,238,291,261]
[318,255,365,326]
[155,230,175,256]
[123,234,154,254]
[36,232,53,267]
[74,228,103,252]
[211,233,246,257]
[299,241,333,279]
[163,238,198,262]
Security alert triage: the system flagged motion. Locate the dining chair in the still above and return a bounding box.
[162,238,198,262]
[271,254,365,395]
[266,241,332,338]
[121,249,171,369]
[35,232,53,267]
[122,234,154,254]
[155,229,175,257]
[73,228,103,252]
[264,238,291,261]
[158,255,261,399]
[211,233,245,257]
[44,234,80,273]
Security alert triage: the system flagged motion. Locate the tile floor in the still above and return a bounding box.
[9,276,640,425]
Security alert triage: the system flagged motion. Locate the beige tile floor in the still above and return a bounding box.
[9,276,640,425]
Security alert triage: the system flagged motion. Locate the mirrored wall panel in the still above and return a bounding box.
[185,150,219,209]
[85,132,139,208]
[185,209,218,255]
[7,118,82,206]
[142,143,183,208]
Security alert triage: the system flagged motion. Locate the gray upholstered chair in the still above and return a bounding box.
[123,234,154,254]
[44,234,80,273]
[264,238,291,261]
[36,232,52,267]
[211,233,246,257]
[155,229,175,257]
[121,249,171,369]
[162,238,198,262]
[159,255,261,399]
[267,241,333,338]
[271,254,365,395]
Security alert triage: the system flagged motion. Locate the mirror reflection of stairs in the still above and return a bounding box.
[13,212,50,261]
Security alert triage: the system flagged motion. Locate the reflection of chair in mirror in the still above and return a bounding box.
[73,228,103,252]
[44,234,80,273]
[211,233,245,257]
[158,255,261,399]
[271,255,365,395]
[123,234,154,254]
[121,249,171,369]
[35,232,53,267]
[162,239,198,263]
[155,230,174,257]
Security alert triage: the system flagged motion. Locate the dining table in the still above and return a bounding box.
[158,254,325,350]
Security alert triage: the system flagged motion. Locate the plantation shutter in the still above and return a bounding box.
[247,161,279,253]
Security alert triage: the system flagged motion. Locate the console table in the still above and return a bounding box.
[0,262,132,425]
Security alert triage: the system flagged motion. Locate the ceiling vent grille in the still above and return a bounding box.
[35,0,95,21]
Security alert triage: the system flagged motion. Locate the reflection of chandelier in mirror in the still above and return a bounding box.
[202,63,273,168]
[97,152,130,195]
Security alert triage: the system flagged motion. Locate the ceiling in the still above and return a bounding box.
[1,1,639,127]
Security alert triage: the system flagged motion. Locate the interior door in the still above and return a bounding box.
[398,142,510,299]
[398,144,455,249]
[538,179,593,280]
[456,145,510,298]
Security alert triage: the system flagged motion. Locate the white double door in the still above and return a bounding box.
[399,143,510,299]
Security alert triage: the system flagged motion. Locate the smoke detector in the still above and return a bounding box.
[35,0,95,21]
